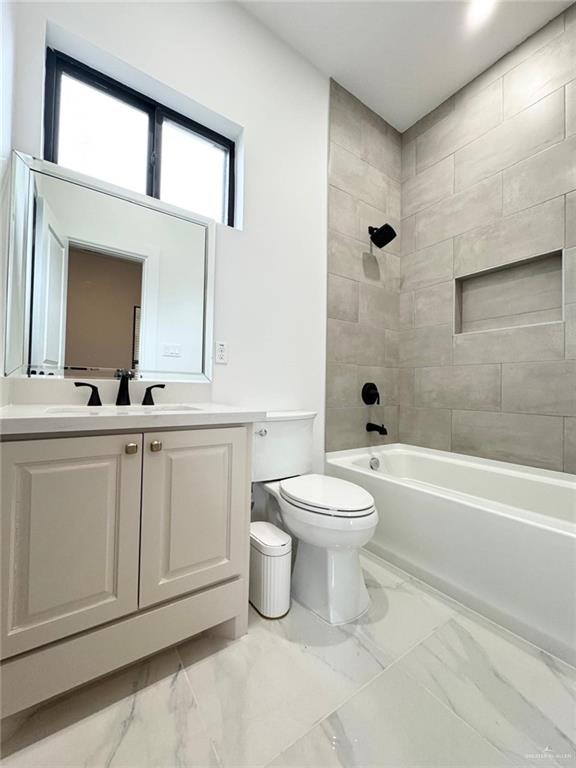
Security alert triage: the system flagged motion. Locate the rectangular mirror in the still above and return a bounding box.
[4,152,214,381]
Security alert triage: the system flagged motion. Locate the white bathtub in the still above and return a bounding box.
[326,444,576,665]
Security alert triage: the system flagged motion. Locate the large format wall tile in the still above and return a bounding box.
[503,134,576,215]
[567,192,576,248]
[451,410,564,470]
[398,368,415,406]
[401,240,454,291]
[415,365,501,410]
[565,418,576,473]
[403,96,455,144]
[454,89,565,191]
[453,322,565,364]
[401,138,416,181]
[401,214,416,255]
[328,185,358,239]
[413,281,454,327]
[502,361,576,416]
[415,175,502,250]
[329,186,392,248]
[326,407,370,450]
[565,247,576,303]
[566,302,576,359]
[328,231,366,282]
[327,274,359,322]
[359,282,398,329]
[416,80,502,171]
[326,363,358,407]
[454,197,564,277]
[399,325,452,367]
[329,142,390,211]
[399,407,451,450]
[330,81,401,180]
[568,79,576,136]
[503,27,576,117]
[330,80,363,158]
[455,15,565,103]
[402,156,454,218]
[327,318,362,364]
[399,291,415,328]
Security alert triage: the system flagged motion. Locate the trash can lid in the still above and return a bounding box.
[250,521,292,556]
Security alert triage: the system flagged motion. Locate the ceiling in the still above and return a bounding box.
[242,0,572,131]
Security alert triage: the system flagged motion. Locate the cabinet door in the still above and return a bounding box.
[1,434,142,658]
[139,428,248,608]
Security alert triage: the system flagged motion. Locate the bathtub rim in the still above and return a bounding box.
[325,443,576,536]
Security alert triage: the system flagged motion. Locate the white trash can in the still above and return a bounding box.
[249,522,292,618]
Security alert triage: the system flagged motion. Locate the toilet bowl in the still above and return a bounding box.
[253,411,379,625]
[263,475,378,624]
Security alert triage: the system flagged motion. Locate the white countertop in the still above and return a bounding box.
[0,403,267,437]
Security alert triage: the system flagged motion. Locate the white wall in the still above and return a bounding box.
[0,2,15,404]
[5,2,329,463]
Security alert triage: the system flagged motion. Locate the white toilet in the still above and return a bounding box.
[253,411,378,625]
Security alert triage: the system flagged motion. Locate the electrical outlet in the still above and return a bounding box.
[215,341,228,364]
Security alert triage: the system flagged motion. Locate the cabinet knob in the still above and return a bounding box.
[150,440,163,452]
[125,443,139,455]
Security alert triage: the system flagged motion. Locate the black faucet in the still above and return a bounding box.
[366,422,388,436]
[142,384,165,405]
[75,382,102,406]
[115,369,134,406]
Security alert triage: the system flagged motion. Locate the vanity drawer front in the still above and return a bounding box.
[139,427,249,608]
[1,434,142,659]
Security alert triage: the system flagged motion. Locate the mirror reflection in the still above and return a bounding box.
[64,246,143,373]
[5,155,213,381]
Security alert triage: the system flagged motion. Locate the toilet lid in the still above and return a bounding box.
[279,474,375,517]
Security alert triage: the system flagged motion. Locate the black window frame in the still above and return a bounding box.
[44,48,235,226]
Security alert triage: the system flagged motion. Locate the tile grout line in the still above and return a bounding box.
[261,624,445,768]
[263,550,464,766]
[174,643,225,768]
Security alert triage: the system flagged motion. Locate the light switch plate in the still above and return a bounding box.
[162,344,182,358]
[215,341,228,364]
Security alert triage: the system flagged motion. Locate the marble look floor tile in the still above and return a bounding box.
[268,665,512,767]
[0,648,219,767]
[398,613,576,767]
[178,605,385,768]
[340,553,458,666]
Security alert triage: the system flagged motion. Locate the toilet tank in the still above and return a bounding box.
[252,411,316,482]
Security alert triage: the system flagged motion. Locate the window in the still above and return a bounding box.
[44,49,235,225]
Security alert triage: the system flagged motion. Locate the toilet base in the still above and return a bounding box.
[291,542,370,625]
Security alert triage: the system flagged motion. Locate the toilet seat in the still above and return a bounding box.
[279,474,375,518]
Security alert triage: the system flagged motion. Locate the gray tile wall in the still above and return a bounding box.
[397,7,576,471]
[326,81,402,451]
[326,7,576,471]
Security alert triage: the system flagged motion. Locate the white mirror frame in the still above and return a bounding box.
[4,151,216,383]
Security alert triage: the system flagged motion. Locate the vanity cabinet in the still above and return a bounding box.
[1,426,250,674]
[139,428,247,607]
[1,434,142,658]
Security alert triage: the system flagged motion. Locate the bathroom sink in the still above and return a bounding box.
[45,405,201,416]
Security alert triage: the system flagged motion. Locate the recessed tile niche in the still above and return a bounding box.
[454,251,563,334]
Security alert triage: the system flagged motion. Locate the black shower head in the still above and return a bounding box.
[368,223,397,249]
